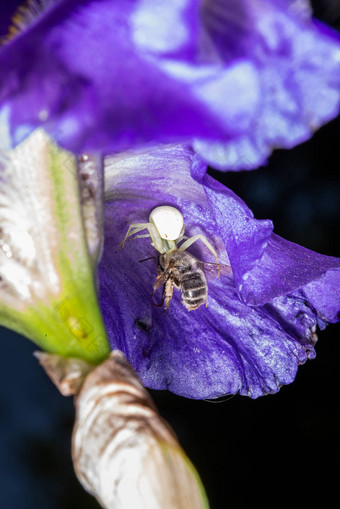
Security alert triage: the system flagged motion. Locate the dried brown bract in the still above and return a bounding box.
[71,351,208,509]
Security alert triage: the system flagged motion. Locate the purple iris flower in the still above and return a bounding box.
[0,1,339,400]
[0,0,340,170]
[100,144,340,399]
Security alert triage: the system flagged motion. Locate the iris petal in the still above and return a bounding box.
[195,0,340,169]
[239,234,340,305]
[0,0,339,171]
[100,145,339,398]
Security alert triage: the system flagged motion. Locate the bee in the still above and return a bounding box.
[152,250,208,311]
[117,205,231,311]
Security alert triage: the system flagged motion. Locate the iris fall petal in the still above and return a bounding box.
[100,145,340,398]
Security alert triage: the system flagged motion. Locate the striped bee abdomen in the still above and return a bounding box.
[181,272,207,310]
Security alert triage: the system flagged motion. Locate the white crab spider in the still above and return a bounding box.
[116,205,219,266]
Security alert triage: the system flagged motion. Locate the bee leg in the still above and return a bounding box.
[150,273,167,307]
[178,234,220,278]
[163,278,174,312]
[151,294,165,308]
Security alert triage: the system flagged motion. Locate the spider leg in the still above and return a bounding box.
[116,223,149,252]
[131,233,151,239]
[116,222,164,253]
[178,234,220,277]
[175,224,187,244]
[176,234,188,244]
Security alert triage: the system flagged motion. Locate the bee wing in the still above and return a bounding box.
[197,260,232,279]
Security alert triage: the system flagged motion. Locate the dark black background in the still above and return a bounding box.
[0,1,339,508]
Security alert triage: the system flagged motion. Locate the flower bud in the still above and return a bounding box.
[0,129,110,362]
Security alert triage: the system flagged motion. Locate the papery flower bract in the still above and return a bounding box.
[100,145,340,399]
[0,0,340,170]
[72,351,209,509]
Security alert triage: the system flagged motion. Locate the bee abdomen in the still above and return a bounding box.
[181,274,207,310]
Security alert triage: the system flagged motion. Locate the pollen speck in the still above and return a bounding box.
[67,316,88,339]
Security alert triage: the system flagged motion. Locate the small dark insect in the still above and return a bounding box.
[152,250,231,311]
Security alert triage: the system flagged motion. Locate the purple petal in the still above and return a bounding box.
[104,145,273,280]
[194,1,340,170]
[0,0,227,151]
[99,254,316,399]
[0,0,339,172]
[99,144,339,398]
[302,269,340,323]
[191,156,273,294]
[239,234,340,306]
